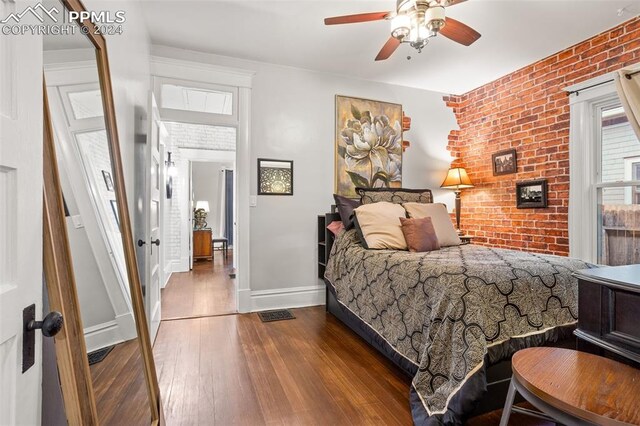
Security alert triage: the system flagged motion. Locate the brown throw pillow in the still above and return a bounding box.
[399,217,440,252]
[403,202,462,247]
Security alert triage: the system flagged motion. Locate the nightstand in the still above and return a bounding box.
[459,235,473,245]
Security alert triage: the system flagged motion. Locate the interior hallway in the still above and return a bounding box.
[161,250,236,320]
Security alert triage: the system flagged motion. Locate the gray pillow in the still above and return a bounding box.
[333,194,361,230]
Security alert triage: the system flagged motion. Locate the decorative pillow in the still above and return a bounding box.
[353,202,407,250]
[333,194,361,230]
[399,217,440,253]
[402,202,461,247]
[357,187,433,205]
[326,220,345,236]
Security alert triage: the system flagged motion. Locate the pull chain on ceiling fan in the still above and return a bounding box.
[324,0,481,61]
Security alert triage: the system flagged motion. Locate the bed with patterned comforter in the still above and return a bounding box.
[324,229,591,425]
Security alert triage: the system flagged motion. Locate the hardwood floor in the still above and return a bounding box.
[90,339,151,426]
[153,307,551,425]
[161,250,235,320]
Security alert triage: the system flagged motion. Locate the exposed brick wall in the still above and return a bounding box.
[445,17,640,256]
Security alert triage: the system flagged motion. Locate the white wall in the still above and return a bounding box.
[152,46,458,298]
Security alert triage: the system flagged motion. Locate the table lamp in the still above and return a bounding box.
[440,167,474,234]
[194,200,210,229]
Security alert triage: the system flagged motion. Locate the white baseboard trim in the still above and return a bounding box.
[162,267,172,289]
[238,288,251,313]
[115,312,137,341]
[84,320,124,353]
[176,257,189,273]
[250,285,325,312]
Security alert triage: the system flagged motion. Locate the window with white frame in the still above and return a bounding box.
[569,80,640,266]
[153,76,239,126]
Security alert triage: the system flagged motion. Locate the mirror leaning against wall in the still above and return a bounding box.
[42,0,161,424]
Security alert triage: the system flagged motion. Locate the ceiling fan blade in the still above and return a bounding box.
[375,37,401,61]
[324,12,390,25]
[442,0,468,6]
[440,17,481,46]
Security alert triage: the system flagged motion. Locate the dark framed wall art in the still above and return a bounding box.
[258,159,293,195]
[516,179,548,209]
[492,149,517,176]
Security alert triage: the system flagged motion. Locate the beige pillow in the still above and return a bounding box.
[353,202,407,250]
[402,202,461,247]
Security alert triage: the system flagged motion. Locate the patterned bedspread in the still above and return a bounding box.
[324,230,589,422]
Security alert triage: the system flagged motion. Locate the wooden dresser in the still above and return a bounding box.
[574,265,640,366]
[193,229,212,261]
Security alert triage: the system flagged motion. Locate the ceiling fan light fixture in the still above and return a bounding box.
[425,6,446,31]
[391,14,411,40]
[397,0,417,13]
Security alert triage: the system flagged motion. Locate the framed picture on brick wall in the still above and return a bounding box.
[516,179,548,209]
[492,149,517,176]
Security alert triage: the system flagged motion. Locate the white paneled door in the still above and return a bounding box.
[144,93,164,341]
[0,4,43,424]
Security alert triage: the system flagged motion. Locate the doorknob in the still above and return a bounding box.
[27,311,64,338]
[23,305,64,373]
[137,239,146,247]
[151,238,160,246]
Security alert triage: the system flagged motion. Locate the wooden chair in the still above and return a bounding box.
[500,347,640,425]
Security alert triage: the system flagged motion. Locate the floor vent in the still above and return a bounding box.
[258,309,296,323]
[88,345,115,366]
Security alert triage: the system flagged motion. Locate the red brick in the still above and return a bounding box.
[446,16,640,257]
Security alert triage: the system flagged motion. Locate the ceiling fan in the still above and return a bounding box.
[324,0,481,61]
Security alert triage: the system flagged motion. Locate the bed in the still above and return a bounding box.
[324,224,591,425]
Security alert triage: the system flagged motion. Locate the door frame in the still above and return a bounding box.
[150,56,253,313]
[183,150,237,269]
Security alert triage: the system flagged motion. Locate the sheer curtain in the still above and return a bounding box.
[615,69,640,139]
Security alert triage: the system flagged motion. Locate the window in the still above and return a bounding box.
[596,101,640,266]
[160,84,233,115]
[569,83,640,267]
[153,77,238,126]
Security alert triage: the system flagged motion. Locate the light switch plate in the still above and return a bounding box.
[249,195,257,207]
[71,215,84,229]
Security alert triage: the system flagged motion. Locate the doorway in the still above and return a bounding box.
[160,125,238,320]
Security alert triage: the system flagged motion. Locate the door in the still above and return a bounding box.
[144,93,163,341]
[0,8,43,425]
[189,161,194,270]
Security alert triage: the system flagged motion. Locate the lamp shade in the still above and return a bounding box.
[441,167,474,190]
[195,200,210,212]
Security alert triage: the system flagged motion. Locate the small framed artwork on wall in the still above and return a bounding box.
[492,149,517,176]
[258,159,293,195]
[102,170,114,191]
[516,179,548,209]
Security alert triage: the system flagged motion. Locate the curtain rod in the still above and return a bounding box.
[567,69,640,96]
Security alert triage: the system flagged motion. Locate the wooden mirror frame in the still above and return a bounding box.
[42,1,162,424]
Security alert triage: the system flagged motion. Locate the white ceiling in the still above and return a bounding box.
[141,0,640,94]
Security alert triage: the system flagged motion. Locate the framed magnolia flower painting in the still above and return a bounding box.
[335,95,403,198]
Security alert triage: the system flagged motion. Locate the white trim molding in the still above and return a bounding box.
[83,312,135,353]
[250,285,325,312]
[151,51,252,314]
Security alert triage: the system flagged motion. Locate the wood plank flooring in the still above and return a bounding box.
[90,339,151,426]
[161,250,235,320]
[153,307,551,425]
